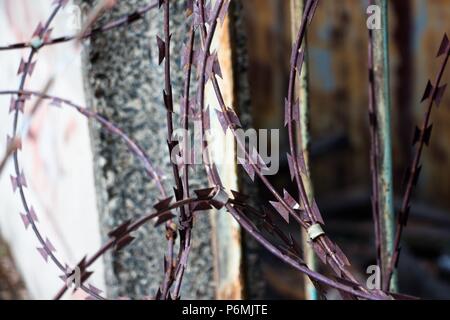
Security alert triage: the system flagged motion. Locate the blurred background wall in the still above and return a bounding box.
[241,0,450,298]
[243,0,450,206]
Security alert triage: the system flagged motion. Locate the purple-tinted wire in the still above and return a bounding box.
[7,2,94,298]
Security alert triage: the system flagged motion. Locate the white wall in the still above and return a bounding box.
[0,0,105,299]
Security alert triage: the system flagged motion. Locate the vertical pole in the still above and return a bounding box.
[370,0,396,291]
[207,0,266,299]
[290,0,318,300]
[207,12,244,300]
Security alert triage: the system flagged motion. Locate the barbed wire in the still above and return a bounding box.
[3,0,447,300]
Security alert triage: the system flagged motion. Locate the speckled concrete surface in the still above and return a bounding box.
[78,0,215,299]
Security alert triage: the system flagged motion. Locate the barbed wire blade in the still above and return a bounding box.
[9,97,23,114]
[10,171,27,193]
[153,196,174,212]
[17,60,36,76]
[437,33,450,57]
[203,105,211,131]
[284,98,291,127]
[206,51,222,79]
[17,59,26,75]
[283,189,302,211]
[421,80,434,102]
[269,201,289,223]
[194,187,215,199]
[37,247,50,262]
[412,124,433,146]
[37,238,56,262]
[32,22,44,38]
[156,36,166,65]
[107,219,132,240]
[20,213,31,229]
[226,107,242,128]
[420,81,447,107]
[75,257,93,287]
[296,50,305,79]
[20,207,39,230]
